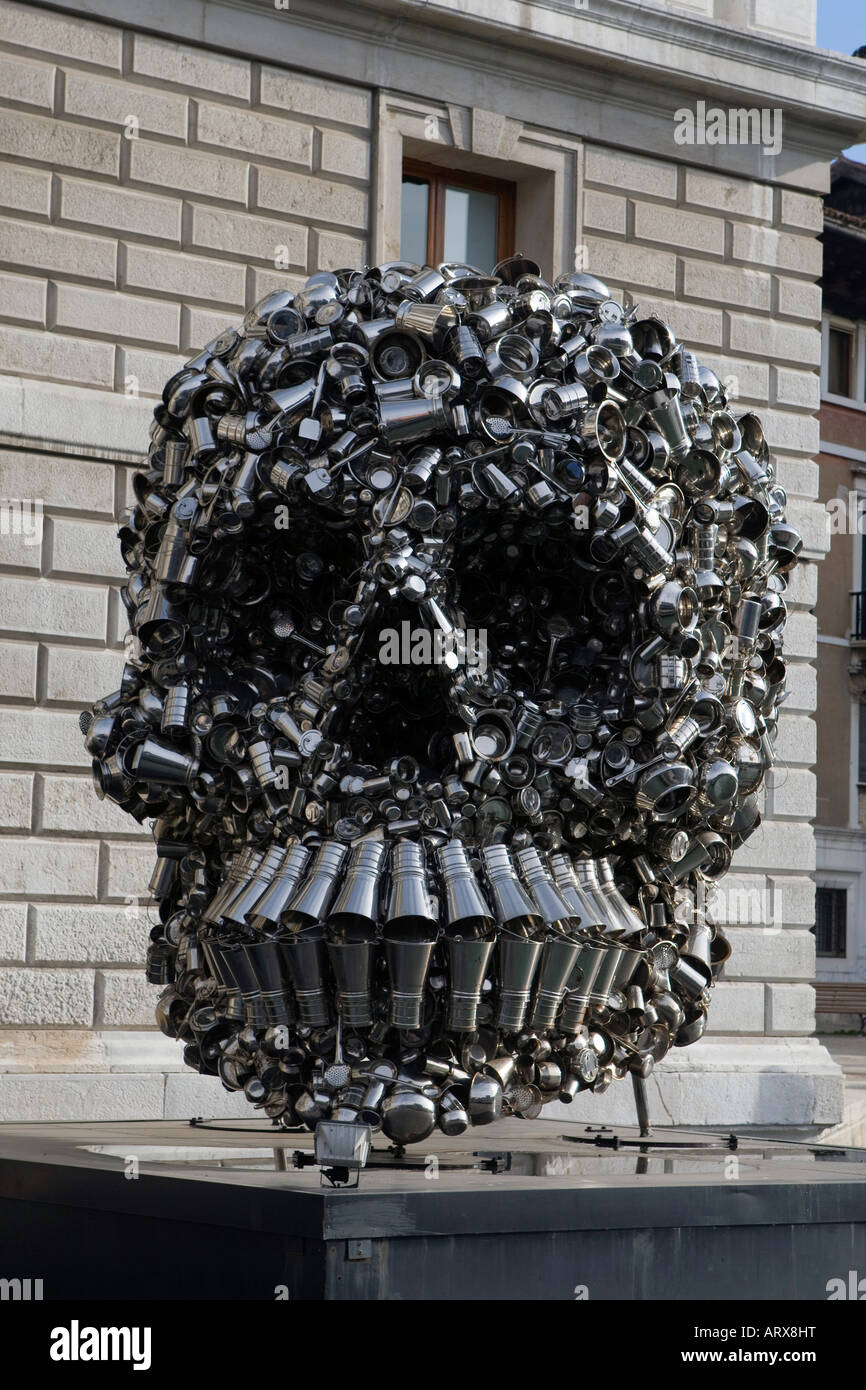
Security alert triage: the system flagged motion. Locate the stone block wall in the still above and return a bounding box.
[0,0,844,1123]
[0,0,370,1119]
[580,147,826,1048]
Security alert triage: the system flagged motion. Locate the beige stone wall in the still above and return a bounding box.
[0,0,846,1123]
[0,0,371,1118]
[581,147,824,1043]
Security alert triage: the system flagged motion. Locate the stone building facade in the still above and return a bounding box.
[0,0,863,1124]
[814,157,866,1015]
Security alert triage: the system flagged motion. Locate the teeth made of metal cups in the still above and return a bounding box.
[242,939,293,1026]
[283,840,348,931]
[218,944,269,1029]
[326,840,387,939]
[437,841,494,937]
[595,859,647,939]
[216,849,265,922]
[559,942,608,1031]
[385,938,436,1029]
[480,844,542,936]
[612,945,645,992]
[280,934,330,1027]
[446,938,494,1031]
[573,858,623,937]
[515,846,577,933]
[527,938,581,1031]
[385,840,438,936]
[494,935,544,1031]
[247,843,311,928]
[326,940,375,1027]
[588,943,626,1008]
[201,846,256,924]
[223,845,289,925]
[549,854,601,928]
[201,941,245,1022]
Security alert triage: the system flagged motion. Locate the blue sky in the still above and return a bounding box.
[817,0,866,160]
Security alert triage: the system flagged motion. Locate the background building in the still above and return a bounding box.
[815,155,866,1017]
[0,0,864,1125]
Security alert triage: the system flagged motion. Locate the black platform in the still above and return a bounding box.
[1,1117,865,1300]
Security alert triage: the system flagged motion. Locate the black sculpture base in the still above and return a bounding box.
[1,1117,864,1301]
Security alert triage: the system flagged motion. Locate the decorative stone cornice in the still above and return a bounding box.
[43,0,866,189]
[352,0,866,126]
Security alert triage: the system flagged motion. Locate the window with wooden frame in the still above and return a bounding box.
[827,322,855,398]
[400,159,515,269]
[822,315,866,408]
[814,886,847,958]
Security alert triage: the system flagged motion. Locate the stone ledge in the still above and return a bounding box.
[0,375,151,465]
[544,1037,843,1128]
[0,1028,182,1073]
[0,1034,844,1126]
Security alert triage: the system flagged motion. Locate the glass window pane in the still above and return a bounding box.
[828,326,853,397]
[444,185,498,268]
[815,887,847,957]
[401,178,429,265]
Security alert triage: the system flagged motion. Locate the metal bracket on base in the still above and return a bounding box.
[631,1071,651,1138]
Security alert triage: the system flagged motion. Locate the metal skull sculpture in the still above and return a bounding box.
[83,257,800,1149]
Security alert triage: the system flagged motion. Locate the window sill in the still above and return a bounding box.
[823,391,866,413]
